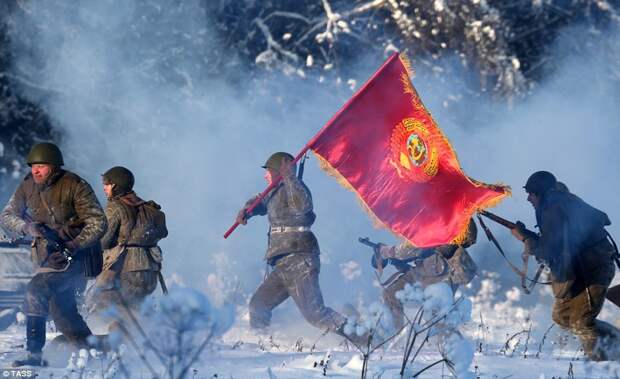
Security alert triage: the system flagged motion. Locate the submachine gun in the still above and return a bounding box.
[24,215,73,268]
[358,237,413,276]
[477,210,547,294]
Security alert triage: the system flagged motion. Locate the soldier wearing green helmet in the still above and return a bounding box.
[512,171,619,361]
[236,152,357,343]
[89,166,168,334]
[0,142,107,367]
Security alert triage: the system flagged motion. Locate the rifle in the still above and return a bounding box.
[23,214,73,267]
[477,210,539,241]
[297,153,308,180]
[358,237,413,275]
[477,210,546,294]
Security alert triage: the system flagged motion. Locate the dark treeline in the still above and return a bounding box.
[0,0,618,201]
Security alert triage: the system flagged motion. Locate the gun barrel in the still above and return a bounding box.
[478,210,517,229]
[358,237,380,249]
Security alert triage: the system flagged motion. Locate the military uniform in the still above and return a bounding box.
[380,220,478,330]
[524,188,617,360]
[0,167,106,360]
[90,168,167,331]
[244,154,346,335]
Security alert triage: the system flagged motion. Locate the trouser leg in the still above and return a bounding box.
[248,267,289,330]
[552,284,608,360]
[281,255,346,333]
[25,316,46,353]
[12,316,46,367]
[49,290,92,348]
[382,272,415,331]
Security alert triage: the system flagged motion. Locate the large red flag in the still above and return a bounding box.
[307,53,510,247]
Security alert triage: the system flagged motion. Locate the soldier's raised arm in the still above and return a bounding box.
[70,179,107,250]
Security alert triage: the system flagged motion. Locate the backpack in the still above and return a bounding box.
[131,201,168,246]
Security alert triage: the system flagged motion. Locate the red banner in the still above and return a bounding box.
[308,53,509,247]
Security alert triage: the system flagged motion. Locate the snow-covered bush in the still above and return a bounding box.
[121,287,236,379]
[398,281,475,378]
[343,302,394,342]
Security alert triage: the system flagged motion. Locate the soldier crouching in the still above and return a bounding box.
[512,171,619,361]
[89,166,167,333]
[377,219,478,331]
[0,143,107,367]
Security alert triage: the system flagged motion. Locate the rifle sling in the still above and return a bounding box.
[476,214,550,287]
[606,231,620,270]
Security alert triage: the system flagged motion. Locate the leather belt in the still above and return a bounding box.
[269,226,311,234]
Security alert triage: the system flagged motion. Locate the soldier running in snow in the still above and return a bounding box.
[511,171,619,361]
[236,152,355,341]
[89,166,168,332]
[0,143,107,367]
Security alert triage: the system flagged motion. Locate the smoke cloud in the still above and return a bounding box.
[5,1,619,329]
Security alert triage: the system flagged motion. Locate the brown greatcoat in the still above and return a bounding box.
[0,168,106,346]
[0,169,107,269]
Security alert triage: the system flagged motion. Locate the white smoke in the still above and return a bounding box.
[5,2,620,331]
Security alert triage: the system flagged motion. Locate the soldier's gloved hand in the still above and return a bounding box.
[511,221,528,242]
[236,208,248,225]
[379,244,396,259]
[370,254,388,270]
[23,222,45,238]
[48,251,69,269]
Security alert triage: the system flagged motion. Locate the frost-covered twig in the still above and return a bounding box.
[535,323,555,358]
[117,293,168,365]
[254,17,300,63]
[117,351,135,379]
[523,322,532,358]
[499,329,529,356]
[568,361,575,379]
[400,308,425,375]
[116,321,160,378]
[411,358,447,378]
[310,329,330,353]
[177,326,216,379]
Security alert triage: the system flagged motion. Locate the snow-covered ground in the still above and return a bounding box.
[1,284,619,379]
[1,318,619,378]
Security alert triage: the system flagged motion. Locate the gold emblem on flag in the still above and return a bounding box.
[389,118,438,182]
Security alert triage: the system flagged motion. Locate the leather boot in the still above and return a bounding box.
[12,316,47,367]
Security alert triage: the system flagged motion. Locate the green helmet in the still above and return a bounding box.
[26,142,64,166]
[262,152,295,172]
[524,171,557,196]
[102,166,135,194]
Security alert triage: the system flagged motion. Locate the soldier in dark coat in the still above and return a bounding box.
[89,166,167,331]
[377,219,478,330]
[0,143,107,366]
[236,152,349,338]
[512,171,618,361]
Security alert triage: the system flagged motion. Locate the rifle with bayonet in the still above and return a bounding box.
[477,210,546,294]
